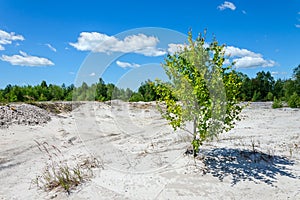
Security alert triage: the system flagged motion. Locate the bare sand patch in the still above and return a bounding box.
[0,101,299,199]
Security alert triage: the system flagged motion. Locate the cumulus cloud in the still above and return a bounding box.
[45,43,57,52]
[116,60,140,68]
[0,29,24,50]
[218,1,236,11]
[225,46,261,58]
[70,32,166,57]
[167,43,186,54]
[165,42,275,69]
[0,51,54,67]
[233,56,275,68]
[168,42,211,55]
[225,46,276,68]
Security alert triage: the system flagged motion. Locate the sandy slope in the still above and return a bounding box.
[0,101,299,199]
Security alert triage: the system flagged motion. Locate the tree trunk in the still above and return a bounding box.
[192,99,198,157]
[193,116,197,157]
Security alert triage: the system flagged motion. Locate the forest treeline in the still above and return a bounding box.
[1,65,299,108]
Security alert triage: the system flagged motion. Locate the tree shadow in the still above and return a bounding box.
[200,148,299,186]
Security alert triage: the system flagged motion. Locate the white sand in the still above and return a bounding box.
[0,101,299,199]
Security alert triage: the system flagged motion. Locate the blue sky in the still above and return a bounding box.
[0,0,299,89]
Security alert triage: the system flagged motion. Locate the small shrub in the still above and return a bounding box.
[33,140,101,194]
[272,97,283,108]
[252,91,261,102]
[266,92,274,101]
[129,93,144,102]
[287,92,300,108]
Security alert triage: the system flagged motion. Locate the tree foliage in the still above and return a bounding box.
[156,32,243,155]
[288,92,300,108]
[0,59,299,108]
[0,79,162,103]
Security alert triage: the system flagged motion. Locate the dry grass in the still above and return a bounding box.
[32,140,101,194]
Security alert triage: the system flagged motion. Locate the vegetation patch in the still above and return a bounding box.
[272,97,283,108]
[0,64,299,106]
[33,140,101,194]
[287,92,300,108]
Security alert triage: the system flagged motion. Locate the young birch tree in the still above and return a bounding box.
[156,32,243,156]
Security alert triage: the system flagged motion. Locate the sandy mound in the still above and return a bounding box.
[0,104,51,128]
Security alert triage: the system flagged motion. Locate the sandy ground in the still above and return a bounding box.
[0,101,299,199]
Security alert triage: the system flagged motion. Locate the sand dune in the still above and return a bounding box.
[0,101,299,199]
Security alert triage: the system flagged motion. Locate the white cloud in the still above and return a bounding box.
[168,42,211,55]
[165,42,275,69]
[271,71,288,76]
[0,51,54,67]
[218,1,236,11]
[167,43,187,54]
[89,72,96,76]
[223,59,231,65]
[116,60,140,68]
[242,10,247,14]
[0,29,24,50]
[45,43,57,52]
[225,46,276,68]
[296,24,300,28]
[70,32,166,57]
[225,46,261,58]
[233,56,276,68]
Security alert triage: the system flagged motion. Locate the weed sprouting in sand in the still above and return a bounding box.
[32,140,101,194]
